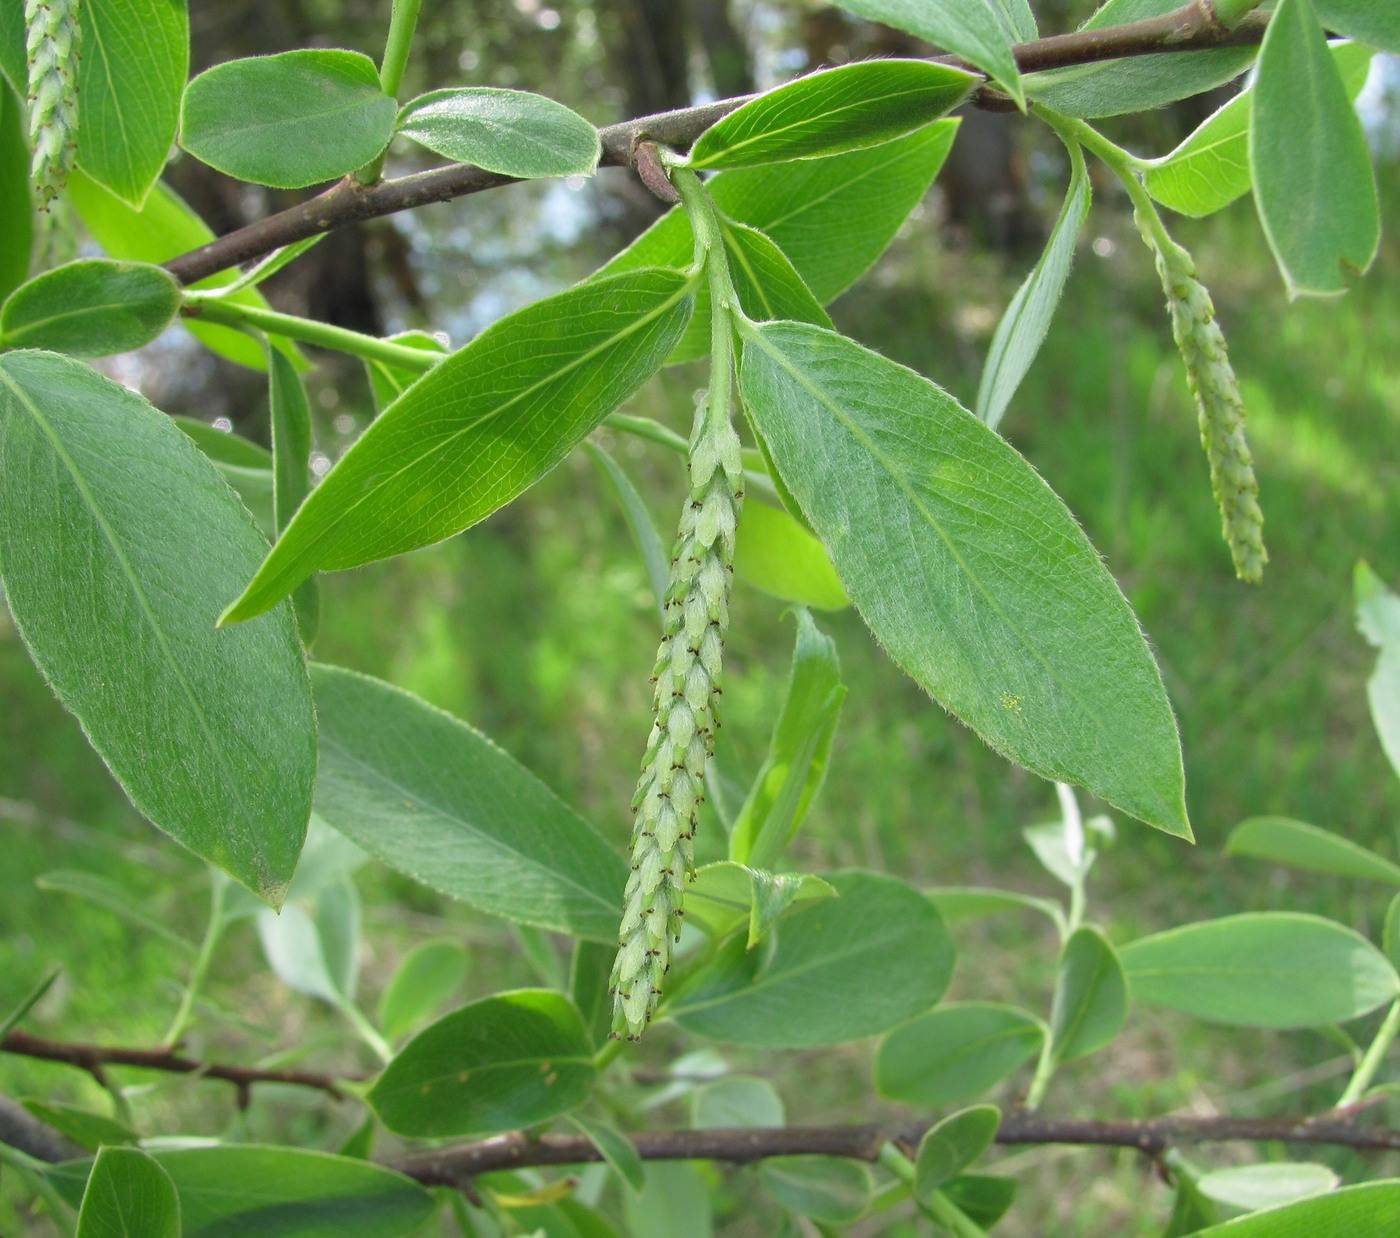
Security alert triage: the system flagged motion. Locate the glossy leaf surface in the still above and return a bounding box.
[0,352,314,903]
[1226,816,1400,884]
[77,1147,178,1238]
[669,871,953,1047]
[368,990,595,1137]
[223,268,694,621]
[738,320,1188,836]
[1120,913,1399,1027]
[876,1002,1044,1107]
[398,87,600,177]
[311,665,625,941]
[180,50,397,188]
[1,260,180,356]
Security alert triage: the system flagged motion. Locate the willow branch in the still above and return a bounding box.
[391,1109,1400,1188]
[162,4,1267,286]
[1,1029,348,1103]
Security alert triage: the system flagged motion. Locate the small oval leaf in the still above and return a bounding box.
[1047,925,1127,1064]
[1197,1162,1339,1212]
[1,259,180,356]
[378,939,469,1042]
[1226,816,1400,885]
[876,1002,1044,1107]
[915,1105,1002,1202]
[77,1147,178,1238]
[368,990,596,1137]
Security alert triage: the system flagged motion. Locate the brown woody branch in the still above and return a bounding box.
[392,1110,1400,1188]
[1,1029,348,1104]
[162,4,1268,286]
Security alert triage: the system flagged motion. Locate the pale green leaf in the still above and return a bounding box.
[1120,913,1399,1027]
[378,939,468,1042]
[180,50,397,188]
[876,1002,1044,1107]
[758,1157,873,1224]
[1191,1181,1400,1237]
[0,352,315,903]
[734,499,849,611]
[625,1164,713,1238]
[925,886,1065,931]
[688,59,975,170]
[1,260,180,356]
[682,861,836,944]
[914,1106,1001,1201]
[1197,1163,1339,1211]
[256,901,344,1004]
[1356,562,1400,781]
[1387,894,1400,974]
[22,1101,138,1152]
[1047,925,1127,1063]
[77,1148,178,1238]
[1314,1,1400,53]
[368,990,596,1137]
[738,320,1189,836]
[1226,816,1400,884]
[397,88,600,177]
[310,664,626,941]
[690,1076,785,1129]
[1251,0,1379,297]
[222,268,694,622]
[668,870,954,1047]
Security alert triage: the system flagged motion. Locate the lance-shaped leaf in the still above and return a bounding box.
[1120,913,1399,1027]
[876,1002,1044,1107]
[738,320,1188,836]
[1226,816,1400,885]
[1143,40,1374,220]
[1,260,180,357]
[397,87,600,178]
[1251,0,1379,298]
[975,137,1089,431]
[687,59,976,170]
[584,441,668,614]
[76,0,189,206]
[0,86,31,302]
[77,1147,178,1238]
[0,351,315,903]
[837,0,1024,106]
[310,664,626,941]
[364,328,447,412]
[1356,562,1400,781]
[180,50,397,188]
[1023,0,1254,117]
[222,268,693,622]
[1190,1181,1400,1237]
[368,990,596,1137]
[1046,925,1127,1064]
[378,939,468,1042]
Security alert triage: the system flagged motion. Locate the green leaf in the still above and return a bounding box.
[688,59,975,170]
[941,1174,1017,1230]
[310,664,626,941]
[378,939,469,1042]
[397,88,600,178]
[975,138,1089,431]
[222,268,694,622]
[368,990,596,1137]
[77,1147,178,1238]
[915,1106,1001,1202]
[568,1113,646,1195]
[0,86,31,302]
[758,1157,873,1224]
[1,260,180,356]
[267,346,320,642]
[22,1101,139,1152]
[1356,562,1400,781]
[690,1076,785,1128]
[625,1164,713,1238]
[683,862,837,945]
[584,441,668,614]
[668,870,954,1047]
[1387,894,1400,975]
[1047,925,1127,1064]
[1226,816,1400,884]
[180,50,397,188]
[1251,0,1379,297]
[365,330,447,412]
[75,0,188,205]
[729,609,845,869]
[0,7,21,98]
[152,1145,435,1237]
[1190,1181,1400,1237]
[1143,41,1374,219]
[171,417,272,468]
[599,119,959,315]
[738,319,1189,837]
[1165,1177,1222,1238]
[570,939,617,1049]
[256,900,345,1004]
[1314,1,1400,53]
[67,171,303,371]
[35,870,194,954]
[925,886,1065,931]
[1023,0,1254,118]
[0,352,314,903]
[1120,913,1399,1027]
[876,1002,1044,1107]
[1197,1163,1339,1212]
[836,0,1024,105]
[734,499,849,611]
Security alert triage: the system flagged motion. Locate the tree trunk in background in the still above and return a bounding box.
[688,0,754,98]
[601,0,692,118]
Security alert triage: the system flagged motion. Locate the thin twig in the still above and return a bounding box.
[162,5,1268,286]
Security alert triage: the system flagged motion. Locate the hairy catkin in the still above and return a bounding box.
[608,389,743,1041]
[1139,214,1267,583]
[26,0,81,211]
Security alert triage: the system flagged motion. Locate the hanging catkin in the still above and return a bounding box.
[25,0,81,210]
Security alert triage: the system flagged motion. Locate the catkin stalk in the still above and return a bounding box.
[1138,213,1267,583]
[609,166,743,1041]
[25,0,81,210]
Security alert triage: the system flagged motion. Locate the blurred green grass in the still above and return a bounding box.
[2,161,1399,1236]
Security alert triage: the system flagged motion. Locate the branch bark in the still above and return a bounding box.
[162,5,1268,286]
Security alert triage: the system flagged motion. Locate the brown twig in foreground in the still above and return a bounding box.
[162,5,1267,286]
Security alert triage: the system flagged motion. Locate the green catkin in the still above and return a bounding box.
[25,0,81,211]
[608,381,743,1041]
[1138,213,1267,583]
